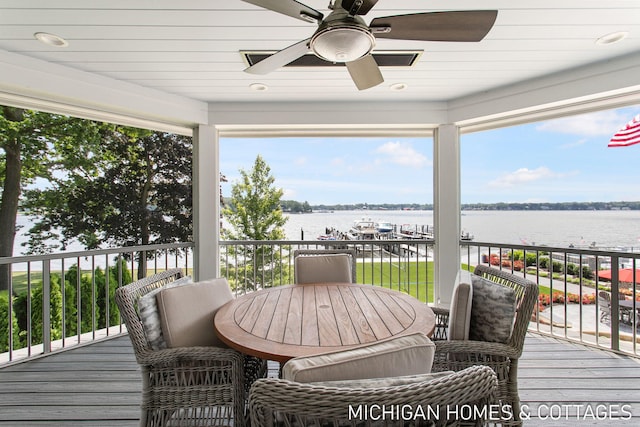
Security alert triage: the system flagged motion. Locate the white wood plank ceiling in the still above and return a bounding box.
[1,0,639,105]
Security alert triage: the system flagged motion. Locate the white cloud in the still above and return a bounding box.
[536,110,630,137]
[489,167,573,188]
[282,188,297,199]
[374,141,430,168]
[294,156,307,166]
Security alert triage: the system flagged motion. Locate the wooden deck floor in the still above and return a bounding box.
[1,333,640,426]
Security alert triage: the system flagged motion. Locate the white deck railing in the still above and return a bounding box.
[0,243,193,365]
[2,239,640,366]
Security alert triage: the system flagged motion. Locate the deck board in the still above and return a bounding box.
[1,333,640,425]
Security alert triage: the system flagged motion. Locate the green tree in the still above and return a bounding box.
[14,274,64,346]
[222,155,289,290]
[0,107,104,291]
[23,128,192,278]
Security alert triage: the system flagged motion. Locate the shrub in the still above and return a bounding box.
[12,259,132,347]
[525,253,538,267]
[538,256,549,269]
[538,291,596,311]
[0,292,21,353]
[582,265,594,280]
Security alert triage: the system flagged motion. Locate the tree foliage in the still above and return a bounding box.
[22,128,193,278]
[280,200,312,213]
[222,155,289,289]
[0,107,105,291]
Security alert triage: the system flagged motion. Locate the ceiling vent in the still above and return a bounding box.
[241,50,423,68]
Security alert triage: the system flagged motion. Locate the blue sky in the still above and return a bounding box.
[220,105,640,205]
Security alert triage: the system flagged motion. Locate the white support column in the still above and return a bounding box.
[193,124,220,281]
[433,124,461,307]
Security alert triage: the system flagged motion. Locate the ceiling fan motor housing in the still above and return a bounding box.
[310,12,375,63]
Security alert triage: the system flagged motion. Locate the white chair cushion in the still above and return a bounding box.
[282,332,435,383]
[447,270,473,341]
[470,275,517,343]
[156,278,234,348]
[137,275,192,350]
[295,254,352,284]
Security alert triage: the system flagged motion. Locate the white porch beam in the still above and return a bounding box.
[0,49,208,133]
[193,124,220,281]
[209,101,447,133]
[449,51,640,132]
[433,124,461,307]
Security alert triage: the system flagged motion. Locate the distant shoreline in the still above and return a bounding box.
[293,201,640,212]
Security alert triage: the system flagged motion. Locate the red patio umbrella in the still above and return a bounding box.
[608,114,640,147]
[597,268,640,283]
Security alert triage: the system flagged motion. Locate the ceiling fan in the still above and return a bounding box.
[241,0,497,90]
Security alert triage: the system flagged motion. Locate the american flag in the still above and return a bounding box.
[609,114,640,147]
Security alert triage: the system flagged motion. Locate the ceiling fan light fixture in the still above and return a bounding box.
[310,25,375,63]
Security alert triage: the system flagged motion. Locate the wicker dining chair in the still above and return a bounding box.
[249,365,498,427]
[115,269,265,427]
[431,265,539,426]
[293,248,357,284]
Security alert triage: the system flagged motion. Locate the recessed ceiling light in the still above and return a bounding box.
[34,32,69,47]
[249,83,269,91]
[390,83,408,91]
[596,31,628,45]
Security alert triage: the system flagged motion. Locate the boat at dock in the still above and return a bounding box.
[318,219,473,242]
[375,221,394,234]
[347,218,379,240]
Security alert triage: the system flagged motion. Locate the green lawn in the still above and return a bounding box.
[355,260,436,303]
[8,262,442,302]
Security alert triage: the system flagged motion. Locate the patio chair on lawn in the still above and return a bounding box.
[431,265,539,426]
[598,290,612,323]
[115,269,266,427]
[294,248,356,284]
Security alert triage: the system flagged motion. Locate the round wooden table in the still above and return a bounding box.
[214,283,435,362]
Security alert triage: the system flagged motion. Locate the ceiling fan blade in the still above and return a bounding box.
[341,0,379,16]
[346,54,383,90]
[241,0,323,23]
[370,10,498,42]
[244,39,311,74]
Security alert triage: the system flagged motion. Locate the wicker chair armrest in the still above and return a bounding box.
[434,339,520,359]
[138,346,244,366]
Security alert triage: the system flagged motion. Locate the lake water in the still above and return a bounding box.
[284,209,640,251]
[13,209,640,256]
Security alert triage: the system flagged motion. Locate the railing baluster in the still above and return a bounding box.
[91,256,96,340]
[42,259,51,354]
[7,262,13,361]
[27,262,32,357]
[60,258,65,347]
[611,255,620,351]
[76,256,81,344]
[105,254,110,332]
